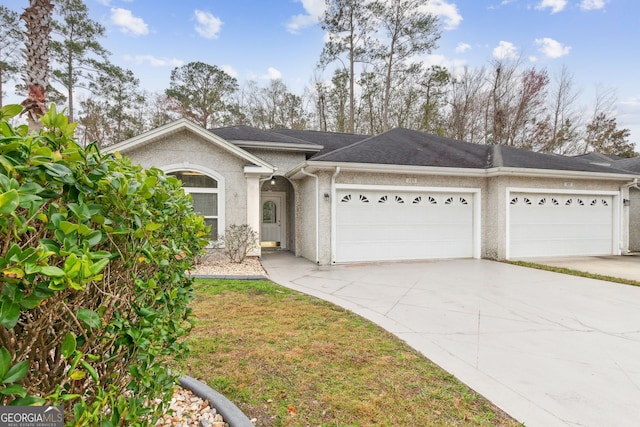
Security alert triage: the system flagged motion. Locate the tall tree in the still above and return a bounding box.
[0,6,23,108]
[417,65,451,134]
[239,79,308,129]
[443,66,487,143]
[80,62,143,146]
[320,0,375,133]
[327,69,349,132]
[165,61,238,128]
[584,113,636,158]
[21,0,54,129]
[538,65,582,153]
[368,0,440,131]
[51,0,109,122]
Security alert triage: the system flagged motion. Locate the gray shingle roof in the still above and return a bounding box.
[270,129,369,157]
[313,128,634,174]
[207,125,636,175]
[613,157,640,173]
[210,125,318,146]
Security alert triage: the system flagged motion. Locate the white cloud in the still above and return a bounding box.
[493,41,519,59]
[262,67,282,80]
[125,55,183,68]
[422,0,462,30]
[535,37,571,58]
[580,0,608,11]
[423,54,468,77]
[221,65,238,79]
[110,8,149,36]
[455,42,471,54]
[286,0,326,34]
[536,0,568,13]
[194,10,223,40]
[248,67,283,81]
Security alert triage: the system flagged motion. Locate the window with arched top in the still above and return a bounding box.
[168,170,220,240]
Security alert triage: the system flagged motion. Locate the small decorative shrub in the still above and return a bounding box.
[0,105,209,425]
[220,224,258,263]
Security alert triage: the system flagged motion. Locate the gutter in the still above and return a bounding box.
[623,178,639,190]
[300,167,320,264]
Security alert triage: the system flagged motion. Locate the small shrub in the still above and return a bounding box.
[0,105,209,424]
[220,224,258,263]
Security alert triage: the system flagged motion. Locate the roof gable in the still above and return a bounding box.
[103,119,274,171]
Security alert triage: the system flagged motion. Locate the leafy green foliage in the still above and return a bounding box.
[0,104,209,424]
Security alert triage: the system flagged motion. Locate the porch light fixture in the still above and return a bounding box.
[270,177,276,185]
[324,193,330,201]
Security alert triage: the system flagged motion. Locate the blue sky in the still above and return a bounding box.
[3,0,639,145]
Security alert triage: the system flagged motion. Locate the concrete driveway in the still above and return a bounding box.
[261,252,640,427]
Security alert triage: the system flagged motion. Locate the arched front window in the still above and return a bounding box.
[168,171,219,240]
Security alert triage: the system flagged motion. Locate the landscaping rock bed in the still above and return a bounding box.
[190,250,266,278]
[155,388,228,427]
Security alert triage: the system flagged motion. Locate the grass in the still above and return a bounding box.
[508,260,640,287]
[173,279,521,427]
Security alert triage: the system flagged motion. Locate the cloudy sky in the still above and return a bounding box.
[3,0,639,144]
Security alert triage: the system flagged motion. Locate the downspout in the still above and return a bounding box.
[300,167,320,264]
[330,167,341,264]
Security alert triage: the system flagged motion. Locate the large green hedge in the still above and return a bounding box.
[0,105,209,425]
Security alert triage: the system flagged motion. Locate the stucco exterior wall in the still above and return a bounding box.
[242,148,306,175]
[629,187,640,251]
[123,130,251,232]
[294,175,319,263]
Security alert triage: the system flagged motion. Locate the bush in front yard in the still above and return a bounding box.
[0,105,209,425]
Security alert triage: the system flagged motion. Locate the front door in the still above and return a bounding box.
[261,193,286,248]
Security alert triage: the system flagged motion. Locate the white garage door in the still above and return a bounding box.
[509,192,615,258]
[335,189,475,263]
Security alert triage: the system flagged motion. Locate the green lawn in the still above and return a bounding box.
[173,279,521,427]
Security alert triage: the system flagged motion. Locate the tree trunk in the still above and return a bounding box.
[21,0,53,131]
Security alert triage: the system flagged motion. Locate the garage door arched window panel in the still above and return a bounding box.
[334,186,480,263]
[507,189,618,258]
[168,170,220,241]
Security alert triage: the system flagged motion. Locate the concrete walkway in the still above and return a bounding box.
[261,252,640,427]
